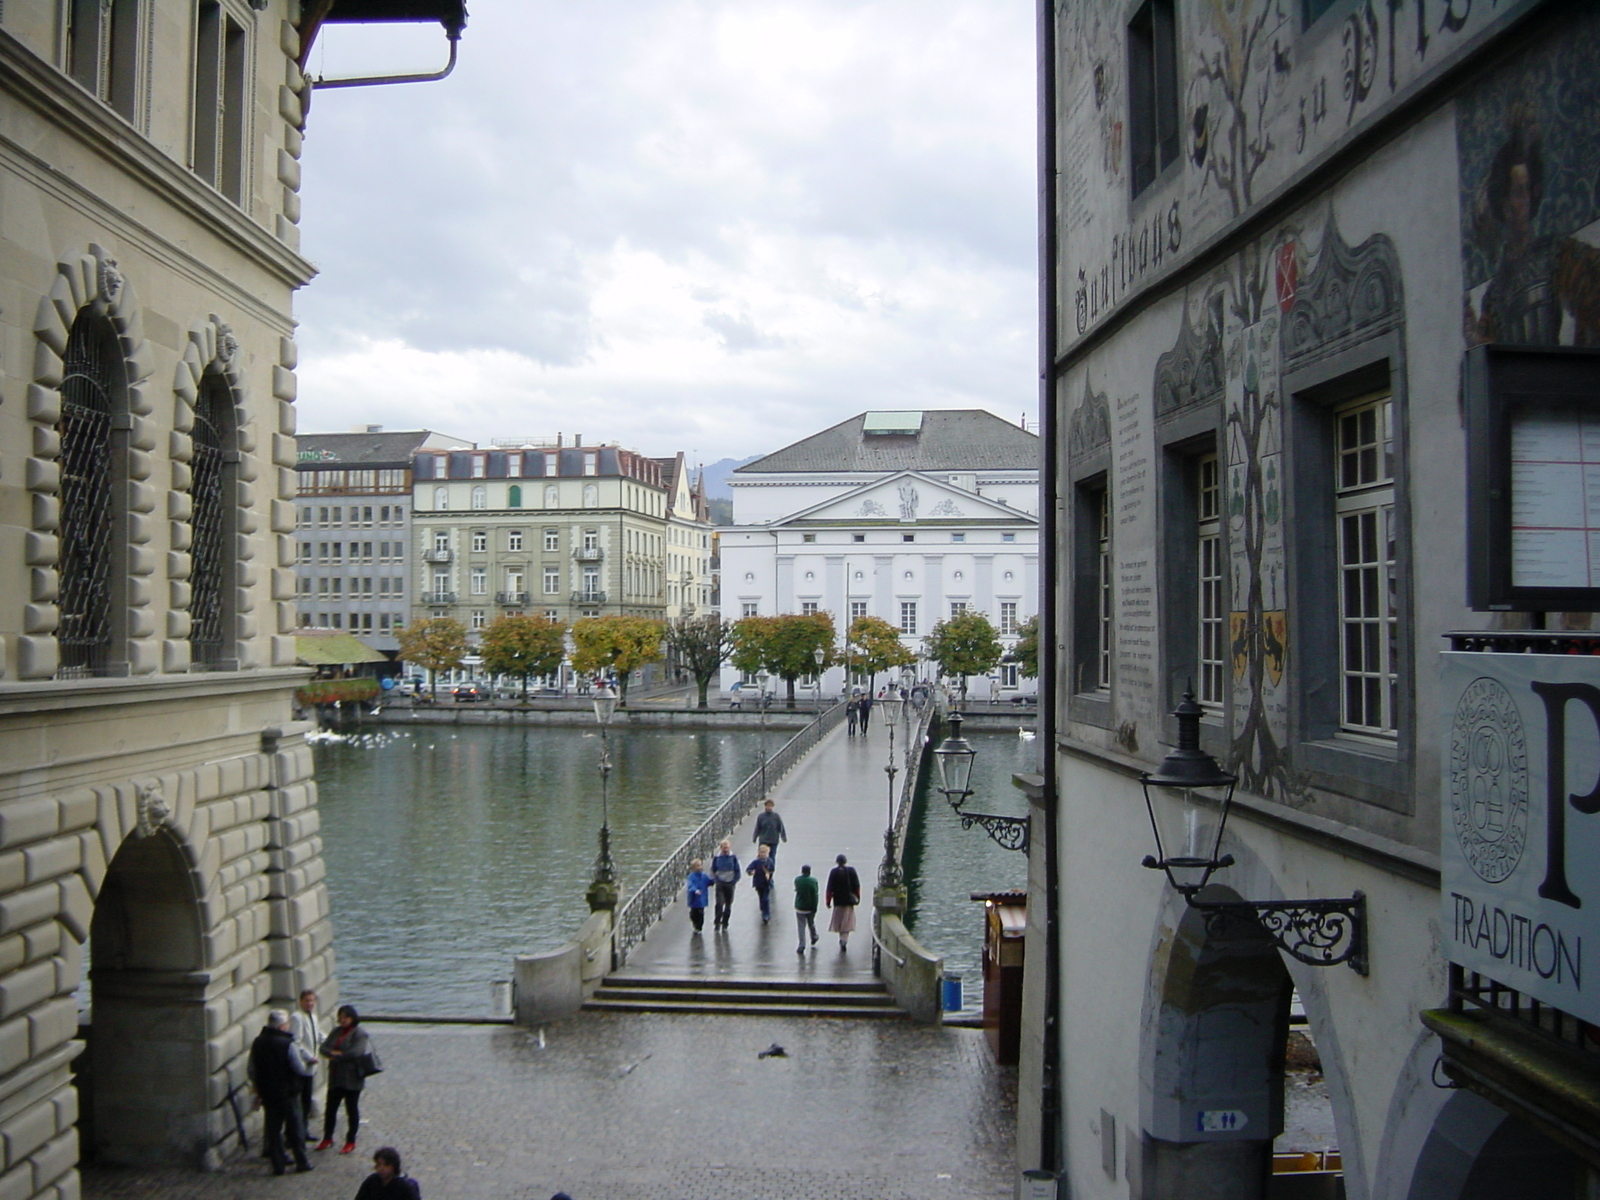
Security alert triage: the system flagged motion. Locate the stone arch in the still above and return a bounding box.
[1406,1089,1581,1200]
[24,244,158,680]
[1135,883,1295,1199]
[169,315,259,673]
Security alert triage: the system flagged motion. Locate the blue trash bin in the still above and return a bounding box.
[942,972,963,1012]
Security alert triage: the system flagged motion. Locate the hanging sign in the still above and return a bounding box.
[1440,652,1600,1024]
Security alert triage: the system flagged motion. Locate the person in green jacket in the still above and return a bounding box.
[793,864,820,954]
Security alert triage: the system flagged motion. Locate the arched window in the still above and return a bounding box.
[583,483,598,508]
[57,312,126,677]
[434,486,449,510]
[188,375,236,668]
[508,484,522,508]
[544,484,558,508]
[471,485,487,510]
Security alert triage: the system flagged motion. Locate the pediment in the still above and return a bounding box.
[779,471,1031,525]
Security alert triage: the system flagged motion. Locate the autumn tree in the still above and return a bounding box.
[923,609,1004,702]
[846,614,916,695]
[396,617,470,700]
[664,614,735,709]
[480,614,567,702]
[570,614,664,706]
[731,612,834,708]
[1010,614,1039,679]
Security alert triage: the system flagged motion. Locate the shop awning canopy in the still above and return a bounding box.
[294,631,390,667]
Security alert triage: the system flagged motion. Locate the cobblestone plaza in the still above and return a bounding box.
[85,1013,1016,1200]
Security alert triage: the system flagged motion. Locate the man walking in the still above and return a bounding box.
[858,691,873,734]
[249,1009,314,1175]
[289,988,322,1133]
[793,864,820,953]
[753,798,787,867]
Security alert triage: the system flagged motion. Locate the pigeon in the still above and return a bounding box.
[757,1043,787,1059]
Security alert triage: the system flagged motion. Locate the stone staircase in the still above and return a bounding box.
[585,974,904,1019]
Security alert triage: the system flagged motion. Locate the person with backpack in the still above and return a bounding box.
[746,844,776,922]
[685,858,712,934]
[354,1146,421,1199]
[710,839,741,930]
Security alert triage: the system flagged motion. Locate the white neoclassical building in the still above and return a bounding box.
[719,410,1039,699]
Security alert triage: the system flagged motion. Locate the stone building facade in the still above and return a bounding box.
[1028,2,1600,1197]
[720,410,1039,698]
[410,440,675,631]
[294,428,470,650]
[0,0,462,1187]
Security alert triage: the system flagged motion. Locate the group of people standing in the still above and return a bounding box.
[684,798,863,952]
[248,988,416,1195]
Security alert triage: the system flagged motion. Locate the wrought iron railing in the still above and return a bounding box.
[1445,629,1600,654]
[884,701,936,881]
[1448,964,1600,1059]
[611,701,848,965]
[572,590,607,604]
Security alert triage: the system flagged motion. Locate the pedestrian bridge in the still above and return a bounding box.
[515,699,946,1022]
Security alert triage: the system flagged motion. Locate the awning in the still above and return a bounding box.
[294,631,390,667]
[298,0,467,66]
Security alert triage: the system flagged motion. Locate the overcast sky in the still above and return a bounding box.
[294,1,1037,465]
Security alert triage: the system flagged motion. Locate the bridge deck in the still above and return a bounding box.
[612,713,907,985]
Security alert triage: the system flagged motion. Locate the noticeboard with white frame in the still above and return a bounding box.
[1465,343,1600,611]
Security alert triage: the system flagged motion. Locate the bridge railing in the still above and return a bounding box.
[611,699,848,966]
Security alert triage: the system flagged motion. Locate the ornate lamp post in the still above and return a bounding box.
[933,711,1029,852]
[813,646,825,715]
[877,687,906,888]
[586,682,619,911]
[757,670,771,795]
[1139,690,1368,972]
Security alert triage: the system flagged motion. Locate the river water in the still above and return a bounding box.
[312,721,1036,1015]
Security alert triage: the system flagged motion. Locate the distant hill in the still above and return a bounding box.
[697,455,760,499]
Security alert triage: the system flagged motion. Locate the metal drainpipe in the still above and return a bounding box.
[1034,0,1064,1180]
[308,20,464,93]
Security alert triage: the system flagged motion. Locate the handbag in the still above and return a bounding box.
[359,1048,384,1077]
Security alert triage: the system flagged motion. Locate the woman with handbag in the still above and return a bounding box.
[317,1004,374,1154]
[709,839,741,931]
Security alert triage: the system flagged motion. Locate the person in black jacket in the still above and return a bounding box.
[354,1146,421,1200]
[825,854,862,951]
[249,1009,314,1175]
[319,1004,374,1153]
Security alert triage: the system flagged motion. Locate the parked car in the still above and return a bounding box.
[453,684,486,703]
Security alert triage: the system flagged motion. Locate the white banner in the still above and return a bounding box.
[1440,652,1600,1025]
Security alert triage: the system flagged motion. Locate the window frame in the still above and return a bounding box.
[1126,0,1179,198]
[1283,334,1414,811]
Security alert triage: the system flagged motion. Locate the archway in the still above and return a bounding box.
[78,828,212,1166]
[1408,1089,1580,1200]
[1135,893,1295,1199]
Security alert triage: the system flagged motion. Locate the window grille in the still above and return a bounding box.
[1096,488,1112,691]
[188,377,233,666]
[56,314,120,678]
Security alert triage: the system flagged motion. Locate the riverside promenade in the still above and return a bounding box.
[618,709,910,978]
[82,707,1018,1200]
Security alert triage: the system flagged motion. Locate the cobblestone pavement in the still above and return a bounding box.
[84,1013,1016,1200]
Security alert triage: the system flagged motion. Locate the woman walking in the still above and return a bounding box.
[825,853,861,952]
[710,839,741,930]
[318,1004,373,1154]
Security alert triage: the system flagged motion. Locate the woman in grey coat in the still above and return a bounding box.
[316,1004,372,1153]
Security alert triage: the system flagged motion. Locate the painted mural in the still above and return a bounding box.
[1458,12,1600,348]
[1059,0,1539,350]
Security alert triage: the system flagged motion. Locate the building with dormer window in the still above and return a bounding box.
[719,410,1039,698]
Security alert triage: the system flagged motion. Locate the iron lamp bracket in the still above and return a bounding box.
[959,811,1030,853]
[1189,889,1368,974]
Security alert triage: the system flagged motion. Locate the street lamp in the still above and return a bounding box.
[1139,689,1367,972]
[933,712,1029,852]
[813,646,825,715]
[877,687,906,888]
[899,667,916,768]
[757,670,771,796]
[586,682,619,911]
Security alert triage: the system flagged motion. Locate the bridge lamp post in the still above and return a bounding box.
[813,646,825,715]
[757,670,771,795]
[877,688,906,889]
[586,682,619,911]
[900,668,916,769]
